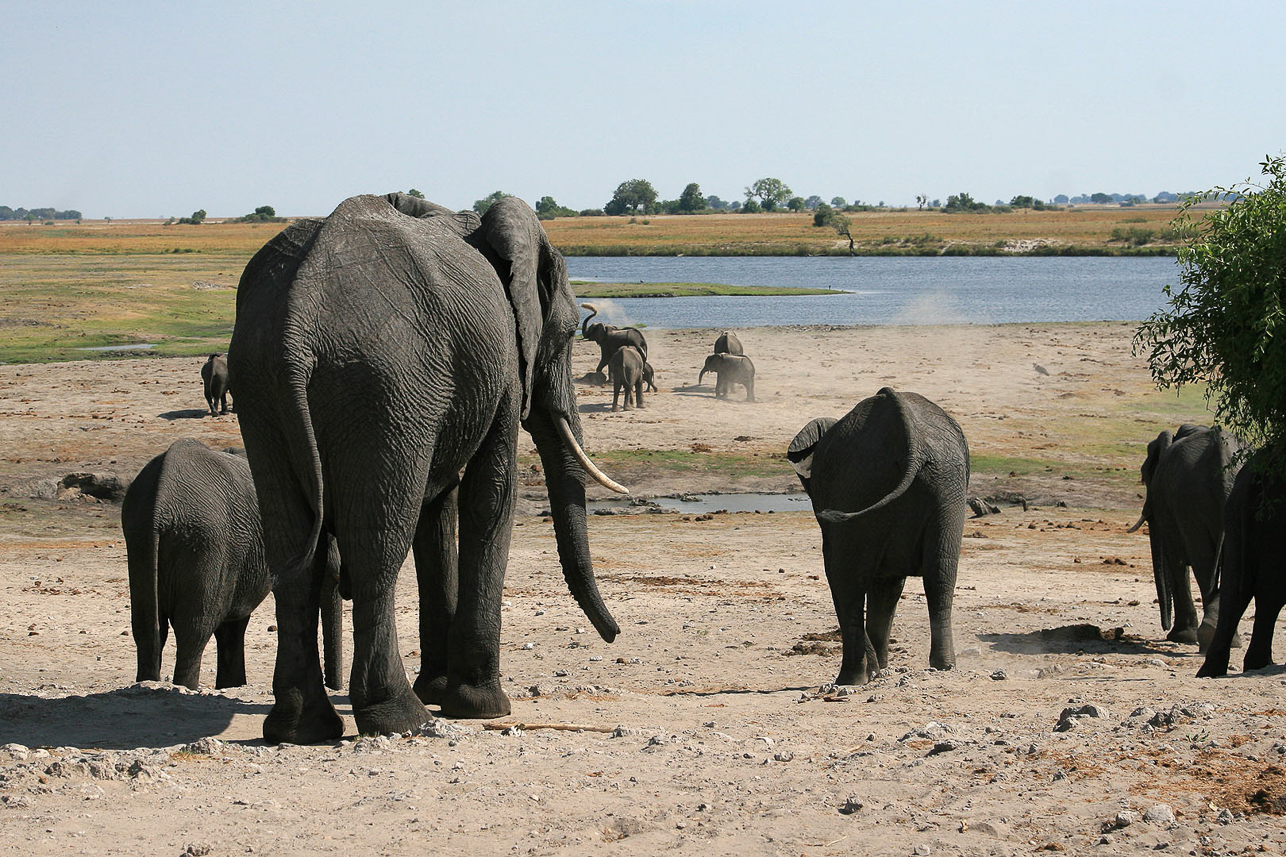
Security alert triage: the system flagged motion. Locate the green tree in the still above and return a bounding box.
[604,179,658,215]
[178,208,206,225]
[408,188,425,199]
[741,198,762,214]
[830,196,847,208]
[786,196,806,212]
[255,205,275,218]
[678,182,707,213]
[535,196,575,219]
[473,191,510,215]
[1136,155,1286,469]
[745,177,792,212]
[1090,192,1112,204]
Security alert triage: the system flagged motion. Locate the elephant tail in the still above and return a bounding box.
[816,457,919,524]
[280,364,327,584]
[127,522,164,683]
[1149,525,1174,632]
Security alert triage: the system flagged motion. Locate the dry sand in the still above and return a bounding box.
[1,323,1284,856]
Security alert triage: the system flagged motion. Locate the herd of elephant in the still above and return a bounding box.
[120,192,1286,745]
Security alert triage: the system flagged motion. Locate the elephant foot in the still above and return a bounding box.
[438,681,512,720]
[834,667,872,687]
[263,688,344,745]
[1196,657,1229,678]
[412,672,448,706]
[353,686,431,737]
[1166,627,1200,645]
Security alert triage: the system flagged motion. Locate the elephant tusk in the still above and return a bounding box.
[1126,512,1146,533]
[557,416,629,495]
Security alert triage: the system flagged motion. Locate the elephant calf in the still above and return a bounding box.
[122,438,343,690]
[609,345,646,411]
[581,302,647,374]
[699,352,755,401]
[788,388,969,686]
[713,330,743,355]
[1198,448,1286,677]
[201,353,231,416]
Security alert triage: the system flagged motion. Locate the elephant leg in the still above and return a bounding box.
[170,621,213,690]
[412,486,459,706]
[612,384,621,412]
[823,530,874,686]
[922,516,960,672]
[1197,586,1252,677]
[744,377,755,402]
[635,380,644,409]
[866,575,905,671]
[1166,564,1201,644]
[440,417,517,719]
[1242,596,1284,672]
[214,614,251,688]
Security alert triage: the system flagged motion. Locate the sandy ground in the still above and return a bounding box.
[1,323,1285,856]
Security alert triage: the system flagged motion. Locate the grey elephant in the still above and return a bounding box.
[1128,424,1243,650]
[122,438,343,691]
[609,345,646,411]
[642,360,658,393]
[580,303,648,374]
[1199,448,1286,677]
[201,353,231,415]
[787,388,969,685]
[699,352,755,401]
[230,192,626,743]
[713,330,743,355]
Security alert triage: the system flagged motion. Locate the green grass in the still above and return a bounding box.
[572,281,834,298]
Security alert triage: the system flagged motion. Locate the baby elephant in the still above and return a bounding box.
[699,353,755,401]
[122,438,344,690]
[713,330,744,355]
[201,353,231,415]
[610,345,647,411]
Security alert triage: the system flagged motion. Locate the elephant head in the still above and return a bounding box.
[475,198,625,642]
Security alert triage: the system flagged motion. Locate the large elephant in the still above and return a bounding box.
[1128,424,1243,650]
[699,352,755,401]
[229,192,626,743]
[787,388,969,685]
[122,438,343,691]
[580,303,648,374]
[201,353,231,416]
[1198,448,1286,677]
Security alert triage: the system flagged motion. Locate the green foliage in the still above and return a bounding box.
[535,196,576,220]
[812,203,834,227]
[943,192,990,213]
[677,182,707,213]
[1110,226,1156,246]
[473,191,510,215]
[605,179,658,216]
[237,205,282,223]
[407,188,425,199]
[1136,155,1286,467]
[741,199,762,214]
[744,178,793,212]
[786,196,806,212]
[177,209,206,225]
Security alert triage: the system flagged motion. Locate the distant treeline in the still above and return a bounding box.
[0,206,82,221]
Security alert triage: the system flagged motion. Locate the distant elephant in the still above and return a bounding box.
[230,193,625,743]
[122,438,343,691]
[609,345,646,411]
[713,331,743,356]
[1128,424,1243,650]
[642,360,658,393]
[201,353,231,415]
[787,388,969,685]
[699,353,755,401]
[580,303,648,374]
[1199,448,1286,677]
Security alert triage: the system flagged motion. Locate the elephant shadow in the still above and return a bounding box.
[578,402,616,414]
[0,685,274,750]
[158,408,216,421]
[978,624,1181,657]
[669,384,711,397]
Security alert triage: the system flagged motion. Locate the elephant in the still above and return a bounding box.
[642,360,658,393]
[609,345,646,411]
[787,388,969,685]
[699,352,755,401]
[580,303,648,374]
[122,438,343,691]
[713,330,743,356]
[1128,424,1243,650]
[201,353,231,415]
[1198,448,1286,677]
[229,192,626,743]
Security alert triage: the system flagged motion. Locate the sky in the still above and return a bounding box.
[5,1,1286,219]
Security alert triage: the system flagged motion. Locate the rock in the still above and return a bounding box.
[990,669,1008,681]
[913,845,932,856]
[839,795,864,815]
[773,751,795,762]
[1216,808,1236,825]
[1113,809,1139,829]
[1143,804,1176,827]
[928,740,961,756]
[414,719,468,741]
[1055,704,1109,731]
[900,722,952,742]
[180,737,223,756]
[352,735,394,753]
[60,471,130,501]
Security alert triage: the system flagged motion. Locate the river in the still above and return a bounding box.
[566,256,1178,328]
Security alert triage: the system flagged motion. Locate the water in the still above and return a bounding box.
[589,492,813,515]
[78,343,156,351]
[566,256,1178,328]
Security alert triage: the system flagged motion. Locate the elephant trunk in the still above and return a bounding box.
[580,303,597,337]
[526,410,621,642]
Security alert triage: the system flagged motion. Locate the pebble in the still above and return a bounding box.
[990,669,1008,681]
[1142,804,1176,827]
[839,795,864,814]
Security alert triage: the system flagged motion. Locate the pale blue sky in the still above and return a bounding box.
[6,1,1285,219]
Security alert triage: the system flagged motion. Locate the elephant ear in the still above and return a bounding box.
[478,197,561,420]
[1141,430,1174,486]
[787,416,838,490]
